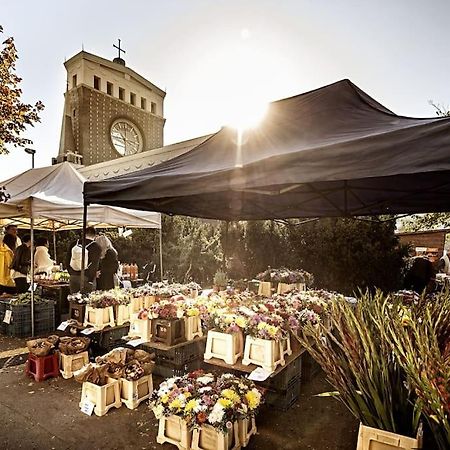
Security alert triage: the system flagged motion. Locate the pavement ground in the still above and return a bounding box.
[0,358,358,450]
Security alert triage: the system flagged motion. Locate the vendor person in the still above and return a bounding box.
[404,253,436,294]
[11,234,31,293]
[96,235,119,291]
[34,236,54,275]
[2,224,21,250]
[66,227,101,294]
[437,250,450,275]
[0,234,17,294]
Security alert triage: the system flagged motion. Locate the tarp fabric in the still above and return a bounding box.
[84,79,450,220]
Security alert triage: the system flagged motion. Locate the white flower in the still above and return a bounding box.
[199,386,212,393]
[153,405,164,419]
[197,375,214,385]
[208,403,225,424]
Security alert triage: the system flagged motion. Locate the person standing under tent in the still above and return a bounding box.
[34,237,54,275]
[96,235,119,290]
[66,227,101,294]
[11,234,31,293]
[437,250,450,275]
[2,224,21,249]
[0,234,17,294]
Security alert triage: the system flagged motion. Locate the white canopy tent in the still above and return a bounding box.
[0,162,162,336]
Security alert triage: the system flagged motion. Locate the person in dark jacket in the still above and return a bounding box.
[404,255,436,294]
[11,234,31,293]
[66,227,101,294]
[95,235,119,291]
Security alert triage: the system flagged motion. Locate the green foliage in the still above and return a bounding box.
[297,291,419,437]
[0,25,44,154]
[38,214,405,292]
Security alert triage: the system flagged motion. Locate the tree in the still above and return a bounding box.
[0,25,44,154]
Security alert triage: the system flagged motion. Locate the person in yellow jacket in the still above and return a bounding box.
[0,234,16,294]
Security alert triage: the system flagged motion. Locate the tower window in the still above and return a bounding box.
[130,92,136,106]
[119,87,125,101]
[72,74,77,88]
[94,76,101,90]
[151,102,157,114]
[107,82,113,96]
[141,97,147,110]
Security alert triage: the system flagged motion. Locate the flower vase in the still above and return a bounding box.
[128,314,152,342]
[257,282,272,297]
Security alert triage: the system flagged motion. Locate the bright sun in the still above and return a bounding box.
[226,99,268,131]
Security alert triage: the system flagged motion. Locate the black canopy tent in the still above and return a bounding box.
[84,79,450,220]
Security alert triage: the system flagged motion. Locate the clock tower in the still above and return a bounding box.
[55,46,165,166]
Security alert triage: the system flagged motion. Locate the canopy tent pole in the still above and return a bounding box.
[159,228,163,281]
[80,202,87,290]
[29,198,35,337]
[52,222,57,263]
[223,221,229,271]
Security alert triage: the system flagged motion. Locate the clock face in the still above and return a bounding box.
[110,119,142,156]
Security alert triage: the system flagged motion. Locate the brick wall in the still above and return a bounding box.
[67,85,165,166]
[398,231,447,256]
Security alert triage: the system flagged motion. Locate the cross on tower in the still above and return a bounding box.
[113,39,126,59]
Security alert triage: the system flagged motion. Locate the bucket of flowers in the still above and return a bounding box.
[83,291,117,330]
[150,299,186,346]
[204,311,247,365]
[150,371,263,449]
[241,311,289,373]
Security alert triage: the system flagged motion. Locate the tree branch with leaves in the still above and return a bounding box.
[0,25,44,154]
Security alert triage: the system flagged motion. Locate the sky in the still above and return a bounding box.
[1,0,450,178]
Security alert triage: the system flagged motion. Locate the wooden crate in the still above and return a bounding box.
[185,315,203,341]
[114,304,131,326]
[60,351,89,379]
[128,315,152,342]
[191,423,241,450]
[356,424,422,450]
[120,374,153,409]
[238,418,257,447]
[129,297,144,315]
[277,283,306,294]
[242,336,286,373]
[84,306,115,330]
[257,282,272,297]
[157,415,192,449]
[151,318,185,346]
[204,330,243,365]
[79,377,121,417]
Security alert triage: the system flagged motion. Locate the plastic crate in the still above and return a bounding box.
[151,339,206,366]
[301,351,322,383]
[89,324,130,356]
[265,374,301,411]
[4,302,55,337]
[261,353,302,391]
[152,359,203,379]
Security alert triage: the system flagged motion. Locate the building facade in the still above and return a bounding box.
[55,51,166,166]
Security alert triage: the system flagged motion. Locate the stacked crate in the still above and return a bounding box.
[0,300,55,337]
[140,338,207,378]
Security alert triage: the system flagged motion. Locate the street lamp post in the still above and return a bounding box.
[24,148,36,169]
